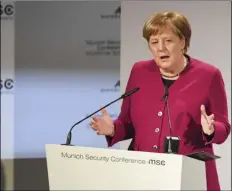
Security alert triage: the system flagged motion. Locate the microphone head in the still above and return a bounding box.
[121,87,140,98]
[164,86,169,96]
[161,86,169,100]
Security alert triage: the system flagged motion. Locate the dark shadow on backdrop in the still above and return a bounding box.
[14,158,49,190]
[1,160,6,191]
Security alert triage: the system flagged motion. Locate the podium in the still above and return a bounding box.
[45,144,207,190]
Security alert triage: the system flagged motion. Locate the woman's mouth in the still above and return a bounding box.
[160,55,170,60]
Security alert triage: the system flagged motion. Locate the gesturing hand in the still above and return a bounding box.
[200,105,215,135]
[89,108,115,136]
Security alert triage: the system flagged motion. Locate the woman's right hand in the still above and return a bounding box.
[89,108,115,137]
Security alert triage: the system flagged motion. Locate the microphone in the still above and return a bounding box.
[63,87,140,146]
[161,85,169,101]
[162,85,180,154]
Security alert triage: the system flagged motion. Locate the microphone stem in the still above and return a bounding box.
[166,99,172,136]
[166,98,173,153]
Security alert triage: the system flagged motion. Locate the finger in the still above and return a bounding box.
[101,108,108,116]
[89,121,96,127]
[200,105,208,119]
[208,114,214,120]
[88,121,94,126]
[92,115,99,122]
[89,121,98,130]
[91,124,98,131]
[201,105,211,125]
[204,119,214,131]
[209,119,215,127]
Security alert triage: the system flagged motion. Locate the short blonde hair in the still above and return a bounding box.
[143,11,191,53]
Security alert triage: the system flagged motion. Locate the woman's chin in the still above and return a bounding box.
[157,61,172,69]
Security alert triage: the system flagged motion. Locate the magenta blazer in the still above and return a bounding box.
[106,56,231,191]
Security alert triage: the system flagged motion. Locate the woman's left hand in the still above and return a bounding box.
[200,105,215,135]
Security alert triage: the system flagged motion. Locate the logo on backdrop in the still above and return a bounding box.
[0,3,14,20]
[100,6,120,19]
[85,40,120,56]
[114,80,120,88]
[0,78,14,94]
[100,80,120,93]
[114,6,121,14]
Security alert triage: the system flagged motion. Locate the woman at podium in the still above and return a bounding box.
[89,11,231,191]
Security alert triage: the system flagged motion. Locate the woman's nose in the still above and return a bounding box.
[158,41,165,51]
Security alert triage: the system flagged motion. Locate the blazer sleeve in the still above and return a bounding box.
[203,68,231,145]
[105,64,136,147]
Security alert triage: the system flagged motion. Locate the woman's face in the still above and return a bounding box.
[148,26,185,70]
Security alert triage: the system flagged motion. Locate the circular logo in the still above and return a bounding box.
[0,4,14,16]
[5,79,14,89]
[5,5,14,16]
[0,79,14,90]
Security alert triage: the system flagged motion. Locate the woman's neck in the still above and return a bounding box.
[160,56,187,79]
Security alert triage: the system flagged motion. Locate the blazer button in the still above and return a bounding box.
[158,111,163,116]
[153,145,158,150]
[155,128,160,133]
